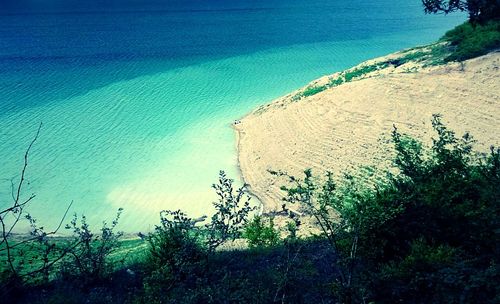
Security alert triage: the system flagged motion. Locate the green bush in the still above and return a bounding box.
[244,216,280,248]
[143,171,256,302]
[302,85,327,97]
[442,20,500,61]
[343,63,387,82]
[147,210,205,273]
[60,210,124,285]
[327,62,388,88]
[143,210,206,302]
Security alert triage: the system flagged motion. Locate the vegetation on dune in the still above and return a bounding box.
[293,17,500,100]
[291,62,389,101]
[441,19,500,61]
[2,115,499,303]
[422,0,500,61]
[301,85,328,98]
[291,0,500,100]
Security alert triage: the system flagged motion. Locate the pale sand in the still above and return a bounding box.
[235,51,500,213]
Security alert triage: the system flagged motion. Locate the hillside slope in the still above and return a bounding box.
[235,51,500,212]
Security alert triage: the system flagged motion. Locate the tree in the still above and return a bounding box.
[422,0,500,23]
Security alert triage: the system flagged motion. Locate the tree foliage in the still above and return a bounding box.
[422,0,500,23]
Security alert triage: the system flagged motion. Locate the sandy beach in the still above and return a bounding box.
[235,50,500,212]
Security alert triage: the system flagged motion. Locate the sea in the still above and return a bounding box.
[0,0,464,232]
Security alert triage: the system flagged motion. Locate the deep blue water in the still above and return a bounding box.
[0,0,464,231]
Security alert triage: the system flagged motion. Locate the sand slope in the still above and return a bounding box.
[235,51,500,212]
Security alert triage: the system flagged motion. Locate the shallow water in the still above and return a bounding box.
[0,0,464,232]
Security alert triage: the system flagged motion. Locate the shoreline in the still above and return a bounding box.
[232,123,265,216]
[233,48,500,213]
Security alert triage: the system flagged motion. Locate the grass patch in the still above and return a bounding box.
[292,84,327,101]
[329,77,344,86]
[441,19,500,62]
[293,62,388,100]
[327,61,388,88]
[343,62,388,82]
[302,84,327,97]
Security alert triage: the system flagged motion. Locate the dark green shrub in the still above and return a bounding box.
[143,172,256,301]
[147,210,205,271]
[143,210,206,302]
[60,209,124,285]
[364,115,500,302]
[279,114,499,302]
[375,239,460,303]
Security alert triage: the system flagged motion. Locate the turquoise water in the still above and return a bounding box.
[0,0,464,232]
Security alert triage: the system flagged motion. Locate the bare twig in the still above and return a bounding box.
[0,123,42,250]
[14,122,42,208]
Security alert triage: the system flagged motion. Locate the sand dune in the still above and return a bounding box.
[235,51,500,212]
